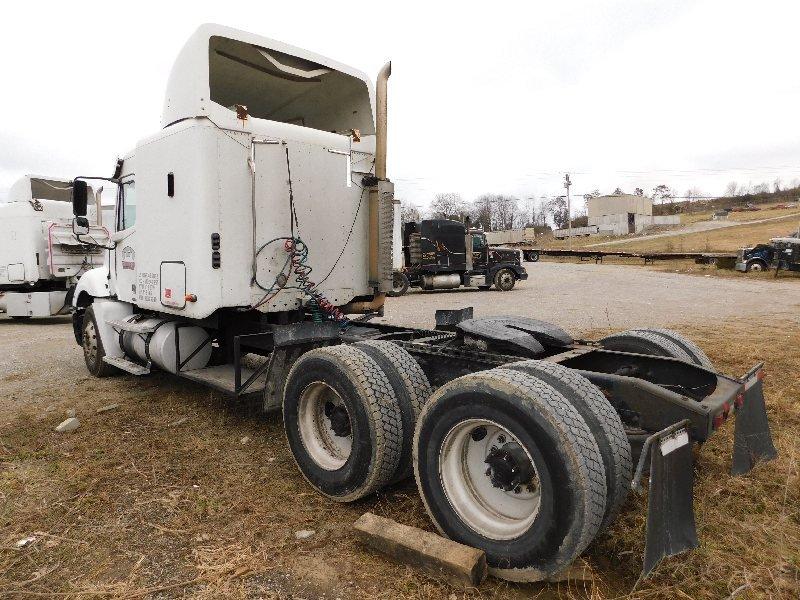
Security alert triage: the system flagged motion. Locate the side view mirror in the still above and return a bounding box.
[72,180,88,216]
[73,216,90,236]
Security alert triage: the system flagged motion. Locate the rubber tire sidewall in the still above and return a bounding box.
[598,331,691,361]
[387,272,410,297]
[504,360,631,530]
[82,305,118,377]
[494,268,516,291]
[416,383,587,572]
[283,352,385,501]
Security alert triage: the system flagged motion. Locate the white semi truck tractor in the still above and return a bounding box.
[68,24,776,581]
[0,175,108,319]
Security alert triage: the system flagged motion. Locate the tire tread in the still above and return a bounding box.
[285,345,403,501]
[505,360,632,530]
[354,340,431,481]
[632,328,714,369]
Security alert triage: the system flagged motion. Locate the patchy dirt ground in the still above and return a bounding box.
[1,275,798,598]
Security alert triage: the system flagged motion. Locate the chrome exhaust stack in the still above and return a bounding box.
[361,61,392,313]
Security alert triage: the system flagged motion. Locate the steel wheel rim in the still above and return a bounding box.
[499,271,514,289]
[297,381,353,470]
[439,418,541,540]
[392,273,405,292]
[83,319,98,366]
[750,263,763,271]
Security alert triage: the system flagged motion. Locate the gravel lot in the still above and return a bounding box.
[379,261,800,331]
[2,262,797,410]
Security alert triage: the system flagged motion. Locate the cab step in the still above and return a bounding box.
[107,318,158,334]
[103,355,151,375]
[177,364,265,400]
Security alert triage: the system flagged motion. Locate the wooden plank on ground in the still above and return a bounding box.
[353,512,487,587]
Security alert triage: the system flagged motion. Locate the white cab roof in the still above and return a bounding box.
[162,23,375,130]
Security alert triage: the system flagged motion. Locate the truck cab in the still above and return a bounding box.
[391,219,527,295]
[771,237,800,273]
[0,175,108,318]
[735,243,774,272]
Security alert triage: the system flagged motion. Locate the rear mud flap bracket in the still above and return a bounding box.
[731,364,777,475]
[632,420,698,578]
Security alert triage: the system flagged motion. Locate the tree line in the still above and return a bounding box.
[401,178,800,231]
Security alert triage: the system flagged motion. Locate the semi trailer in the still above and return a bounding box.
[0,175,108,319]
[388,219,527,296]
[67,24,775,581]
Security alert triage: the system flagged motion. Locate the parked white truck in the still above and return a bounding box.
[0,175,108,318]
[67,24,775,581]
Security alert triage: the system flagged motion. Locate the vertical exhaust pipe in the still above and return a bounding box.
[367,61,391,298]
[375,61,391,180]
[95,186,103,227]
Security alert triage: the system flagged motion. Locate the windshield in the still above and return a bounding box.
[208,36,374,135]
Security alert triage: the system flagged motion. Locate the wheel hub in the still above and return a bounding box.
[484,442,534,492]
[325,400,352,437]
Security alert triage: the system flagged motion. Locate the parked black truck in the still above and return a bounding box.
[389,219,527,296]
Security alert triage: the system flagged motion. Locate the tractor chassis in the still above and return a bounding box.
[168,308,776,577]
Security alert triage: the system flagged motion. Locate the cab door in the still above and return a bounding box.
[472,234,488,271]
[111,177,138,303]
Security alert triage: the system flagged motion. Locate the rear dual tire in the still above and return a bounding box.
[283,342,430,501]
[414,368,607,580]
[504,360,632,530]
[600,328,714,369]
[353,340,431,483]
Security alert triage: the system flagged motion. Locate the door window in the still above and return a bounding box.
[119,180,136,230]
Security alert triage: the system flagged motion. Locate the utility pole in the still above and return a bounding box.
[564,173,572,250]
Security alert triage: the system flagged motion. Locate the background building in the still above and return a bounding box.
[586,194,679,236]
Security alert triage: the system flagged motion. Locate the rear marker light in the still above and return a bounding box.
[735,393,745,409]
[722,401,731,418]
[712,414,724,430]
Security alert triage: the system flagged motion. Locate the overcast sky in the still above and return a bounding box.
[1,1,798,213]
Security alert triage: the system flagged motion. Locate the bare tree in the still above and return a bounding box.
[400,202,421,224]
[522,195,539,226]
[613,186,624,195]
[492,195,522,230]
[470,194,494,230]
[724,181,738,197]
[430,192,467,221]
[634,187,644,196]
[652,184,673,205]
[544,196,569,229]
[773,177,782,193]
[752,182,770,194]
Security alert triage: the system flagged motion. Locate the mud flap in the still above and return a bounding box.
[731,364,777,475]
[631,420,698,578]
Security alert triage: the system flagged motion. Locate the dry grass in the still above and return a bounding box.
[536,207,800,253]
[679,205,800,225]
[0,318,798,599]
[593,217,800,254]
